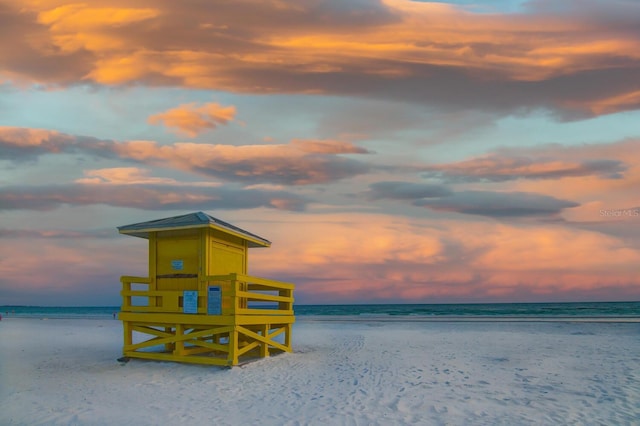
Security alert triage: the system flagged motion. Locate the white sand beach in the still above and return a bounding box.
[1,318,639,425]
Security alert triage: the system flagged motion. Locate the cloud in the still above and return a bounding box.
[414,190,579,217]
[0,1,94,84]
[249,213,640,303]
[147,102,236,137]
[3,0,639,117]
[363,179,581,219]
[366,181,453,200]
[111,139,372,185]
[423,155,627,182]
[74,167,221,186]
[0,229,113,239]
[0,126,76,161]
[0,236,143,305]
[0,182,308,212]
[0,127,371,185]
[467,139,640,221]
[0,126,119,163]
[290,139,371,154]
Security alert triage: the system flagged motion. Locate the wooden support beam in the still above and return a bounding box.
[237,325,290,353]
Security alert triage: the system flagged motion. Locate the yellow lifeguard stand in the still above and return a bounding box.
[117,212,295,366]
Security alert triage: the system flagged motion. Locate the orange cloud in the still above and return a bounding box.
[36,3,159,52]
[148,102,236,137]
[4,0,639,116]
[291,139,371,154]
[0,126,72,148]
[74,167,221,186]
[569,90,640,116]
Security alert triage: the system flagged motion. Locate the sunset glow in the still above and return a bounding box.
[1,0,639,305]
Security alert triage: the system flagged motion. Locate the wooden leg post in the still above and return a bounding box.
[260,324,270,358]
[285,323,292,351]
[228,327,239,366]
[174,324,184,356]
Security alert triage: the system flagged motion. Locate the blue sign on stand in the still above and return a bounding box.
[207,286,222,315]
[183,290,198,314]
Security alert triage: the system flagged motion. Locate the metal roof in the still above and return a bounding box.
[117,211,271,247]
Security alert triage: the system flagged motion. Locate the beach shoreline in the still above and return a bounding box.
[1,318,639,425]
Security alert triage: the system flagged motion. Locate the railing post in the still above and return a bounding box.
[279,288,293,312]
[121,278,132,311]
[229,273,239,315]
[123,320,132,348]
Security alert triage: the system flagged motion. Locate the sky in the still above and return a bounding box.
[1,0,639,306]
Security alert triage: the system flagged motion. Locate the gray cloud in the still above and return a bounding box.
[0,229,114,239]
[423,156,627,183]
[189,154,370,186]
[414,190,580,217]
[366,181,453,200]
[0,183,308,212]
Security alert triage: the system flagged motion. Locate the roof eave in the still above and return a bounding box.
[118,223,271,248]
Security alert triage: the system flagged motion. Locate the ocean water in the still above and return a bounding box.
[1,301,639,320]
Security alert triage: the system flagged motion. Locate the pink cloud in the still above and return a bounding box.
[3,210,640,304]
[148,102,236,137]
[248,213,640,303]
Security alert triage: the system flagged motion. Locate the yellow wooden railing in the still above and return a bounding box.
[120,273,294,316]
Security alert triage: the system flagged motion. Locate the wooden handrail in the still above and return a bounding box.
[121,273,294,315]
[120,276,151,283]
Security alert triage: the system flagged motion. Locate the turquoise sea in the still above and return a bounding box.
[1,301,639,320]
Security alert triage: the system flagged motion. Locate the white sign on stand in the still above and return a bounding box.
[183,290,198,314]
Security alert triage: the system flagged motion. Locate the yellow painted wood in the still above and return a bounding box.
[123,320,132,347]
[228,327,239,366]
[131,325,173,338]
[174,324,185,355]
[123,350,230,366]
[235,291,292,303]
[260,323,269,358]
[237,340,261,357]
[125,325,233,352]
[284,324,292,349]
[237,326,290,353]
[148,233,157,307]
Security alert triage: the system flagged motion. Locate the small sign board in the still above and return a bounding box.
[183,290,198,314]
[171,259,184,270]
[207,286,222,315]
